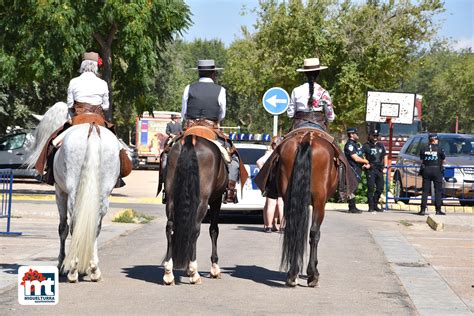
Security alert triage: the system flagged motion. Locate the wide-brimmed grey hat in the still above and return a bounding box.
[191,59,223,71]
[297,57,328,72]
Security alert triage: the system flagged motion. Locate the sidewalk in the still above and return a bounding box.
[0,203,143,294]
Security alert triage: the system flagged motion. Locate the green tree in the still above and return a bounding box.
[224,0,444,135]
[0,0,191,132]
[403,45,474,133]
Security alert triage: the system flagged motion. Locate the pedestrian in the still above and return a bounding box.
[361,129,388,212]
[418,133,446,215]
[165,114,183,139]
[344,127,370,213]
[257,136,284,232]
[287,57,335,131]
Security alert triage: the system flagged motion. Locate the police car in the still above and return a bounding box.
[220,133,270,212]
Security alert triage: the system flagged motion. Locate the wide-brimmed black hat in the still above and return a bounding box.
[191,59,223,71]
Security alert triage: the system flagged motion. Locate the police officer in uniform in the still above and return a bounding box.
[344,127,369,213]
[418,133,446,215]
[362,129,388,212]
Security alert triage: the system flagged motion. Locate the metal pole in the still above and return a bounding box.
[387,118,393,181]
[273,115,278,136]
[385,165,389,211]
[6,170,12,233]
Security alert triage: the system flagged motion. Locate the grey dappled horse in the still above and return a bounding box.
[26,102,120,282]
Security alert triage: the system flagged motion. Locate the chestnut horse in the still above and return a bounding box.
[276,131,339,287]
[161,135,228,285]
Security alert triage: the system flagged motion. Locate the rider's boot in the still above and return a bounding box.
[224,180,237,204]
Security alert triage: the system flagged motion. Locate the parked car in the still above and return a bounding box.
[393,133,474,205]
[0,130,39,179]
[220,143,268,212]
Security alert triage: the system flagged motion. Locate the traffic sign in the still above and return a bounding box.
[262,87,290,115]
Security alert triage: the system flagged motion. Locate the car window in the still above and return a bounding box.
[0,133,26,151]
[440,136,474,155]
[406,137,422,156]
[237,148,267,165]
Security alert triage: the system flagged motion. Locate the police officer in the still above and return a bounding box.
[418,133,446,216]
[344,127,369,213]
[362,129,388,212]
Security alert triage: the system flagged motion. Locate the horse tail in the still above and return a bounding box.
[25,101,69,169]
[62,127,101,274]
[281,140,312,275]
[171,135,200,269]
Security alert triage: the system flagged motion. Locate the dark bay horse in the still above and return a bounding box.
[276,130,339,287]
[162,135,228,285]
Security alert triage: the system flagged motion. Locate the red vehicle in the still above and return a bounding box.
[376,95,423,164]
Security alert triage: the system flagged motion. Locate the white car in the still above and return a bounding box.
[221,143,268,212]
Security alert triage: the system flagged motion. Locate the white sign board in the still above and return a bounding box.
[366,91,416,124]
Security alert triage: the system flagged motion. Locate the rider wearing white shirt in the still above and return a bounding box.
[67,72,109,110]
[287,57,335,131]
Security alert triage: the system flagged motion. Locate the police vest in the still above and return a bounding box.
[186,82,222,121]
[420,143,445,167]
[362,141,386,168]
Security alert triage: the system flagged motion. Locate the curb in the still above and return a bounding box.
[426,215,444,231]
[12,194,162,204]
[384,202,473,214]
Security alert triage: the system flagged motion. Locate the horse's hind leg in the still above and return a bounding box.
[187,202,207,285]
[307,199,325,288]
[56,189,68,274]
[208,199,221,279]
[89,214,104,282]
[66,193,79,283]
[163,199,175,285]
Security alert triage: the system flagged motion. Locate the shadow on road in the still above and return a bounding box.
[122,265,164,285]
[221,265,287,287]
[0,263,19,274]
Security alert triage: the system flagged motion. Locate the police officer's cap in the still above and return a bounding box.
[428,133,438,140]
[370,129,379,137]
[346,127,358,134]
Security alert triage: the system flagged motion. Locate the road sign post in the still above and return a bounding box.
[262,87,290,136]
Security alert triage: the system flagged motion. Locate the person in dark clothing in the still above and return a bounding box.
[165,114,182,138]
[344,127,369,213]
[361,129,388,212]
[418,133,446,216]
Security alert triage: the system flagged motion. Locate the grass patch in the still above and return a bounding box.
[399,220,413,227]
[112,209,154,224]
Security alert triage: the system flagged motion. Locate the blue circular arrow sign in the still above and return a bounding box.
[262,87,290,115]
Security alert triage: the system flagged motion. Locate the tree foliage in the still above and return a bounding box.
[223,0,445,134]
[403,44,474,133]
[0,0,191,133]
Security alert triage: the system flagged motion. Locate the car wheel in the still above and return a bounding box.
[393,174,410,204]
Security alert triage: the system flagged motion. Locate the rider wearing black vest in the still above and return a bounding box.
[361,129,387,212]
[186,82,222,121]
[418,133,446,216]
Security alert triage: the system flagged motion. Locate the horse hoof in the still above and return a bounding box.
[307,280,320,288]
[163,273,175,285]
[67,274,78,283]
[163,279,175,286]
[285,279,298,287]
[190,277,202,285]
[90,273,102,282]
[210,273,221,279]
